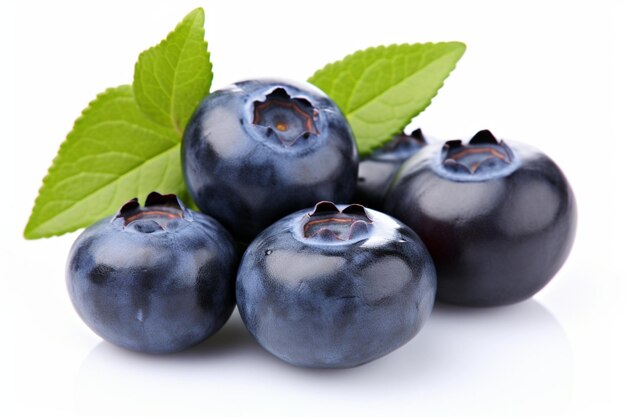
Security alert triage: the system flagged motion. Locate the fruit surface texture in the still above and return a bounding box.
[236,201,436,368]
[182,79,359,242]
[385,130,577,307]
[66,193,238,353]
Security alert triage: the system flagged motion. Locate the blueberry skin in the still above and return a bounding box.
[182,79,359,242]
[66,194,238,353]
[236,202,436,368]
[355,129,428,210]
[385,132,577,307]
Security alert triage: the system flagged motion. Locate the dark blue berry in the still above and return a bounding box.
[355,129,428,210]
[385,130,577,307]
[182,79,359,242]
[236,201,436,368]
[66,192,238,353]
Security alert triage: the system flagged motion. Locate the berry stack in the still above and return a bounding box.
[66,79,576,368]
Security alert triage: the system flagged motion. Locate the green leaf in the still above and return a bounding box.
[133,7,212,135]
[23,86,185,239]
[308,42,466,156]
[25,9,212,239]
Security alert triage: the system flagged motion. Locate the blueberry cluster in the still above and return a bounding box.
[67,79,576,368]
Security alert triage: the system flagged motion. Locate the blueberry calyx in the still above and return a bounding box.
[385,128,427,151]
[301,201,372,242]
[252,88,319,146]
[112,192,190,233]
[440,130,515,177]
[364,128,428,163]
[408,128,427,144]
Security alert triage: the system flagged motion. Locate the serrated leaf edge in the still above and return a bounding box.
[23,86,182,239]
[133,7,211,135]
[24,86,128,238]
[359,46,465,155]
[309,42,466,156]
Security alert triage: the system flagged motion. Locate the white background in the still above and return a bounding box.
[1,0,624,416]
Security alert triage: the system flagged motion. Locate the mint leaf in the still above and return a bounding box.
[25,9,212,239]
[24,86,185,239]
[309,42,466,155]
[134,8,211,134]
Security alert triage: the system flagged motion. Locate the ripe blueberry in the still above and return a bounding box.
[236,201,436,368]
[385,130,577,307]
[355,128,428,210]
[182,79,359,242]
[66,192,238,353]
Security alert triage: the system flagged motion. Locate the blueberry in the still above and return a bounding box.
[236,201,436,368]
[355,128,428,209]
[385,130,577,307]
[66,192,238,353]
[182,79,359,242]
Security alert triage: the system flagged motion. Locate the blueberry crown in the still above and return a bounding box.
[441,130,514,175]
[252,88,319,147]
[113,192,190,233]
[302,201,373,242]
[384,128,427,151]
[371,128,428,161]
